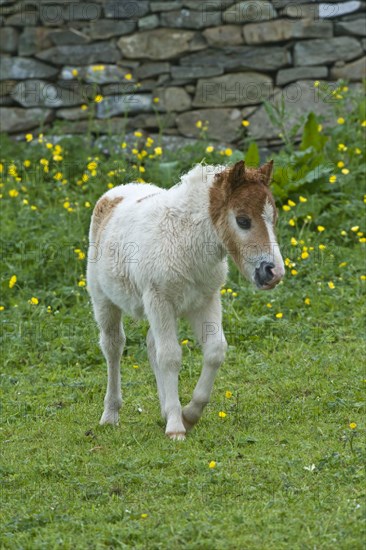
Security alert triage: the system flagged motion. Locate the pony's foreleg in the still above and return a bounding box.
[143,291,185,440]
[183,293,227,430]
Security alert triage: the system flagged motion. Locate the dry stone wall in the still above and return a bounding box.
[0,0,365,146]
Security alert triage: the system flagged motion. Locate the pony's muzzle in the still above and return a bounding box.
[255,261,283,290]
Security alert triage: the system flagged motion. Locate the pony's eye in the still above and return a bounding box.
[236,216,251,230]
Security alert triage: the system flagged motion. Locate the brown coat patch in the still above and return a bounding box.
[91,196,123,244]
[209,161,277,268]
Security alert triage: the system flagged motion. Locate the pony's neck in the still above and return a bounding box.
[168,164,227,265]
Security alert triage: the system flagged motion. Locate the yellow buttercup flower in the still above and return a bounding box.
[206,145,214,153]
[349,422,357,429]
[23,160,31,168]
[208,461,216,469]
[314,81,319,87]
[299,196,307,203]
[124,73,132,80]
[153,97,159,103]
[81,104,88,111]
[71,68,78,77]
[304,297,311,305]
[301,251,309,260]
[8,164,17,176]
[242,119,250,127]
[78,280,86,287]
[275,312,283,319]
[319,244,326,250]
[218,411,227,418]
[361,120,366,127]
[225,391,232,399]
[337,161,344,168]
[329,175,337,183]
[341,168,349,175]
[9,189,19,197]
[288,200,296,207]
[87,161,97,171]
[282,205,291,211]
[195,120,202,129]
[154,146,162,156]
[94,95,103,103]
[337,117,345,125]
[25,133,33,142]
[28,297,39,305]
[328,281,335,290]
[224,148,232,156]
[289,219,296,227]
[317,225,325,232]
[351,226,359,232]
[9,275,17,288]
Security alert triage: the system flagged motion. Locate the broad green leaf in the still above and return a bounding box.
[300,112,328,152]
[245,142,260,167]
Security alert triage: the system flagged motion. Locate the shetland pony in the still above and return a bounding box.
[87,161,285,439]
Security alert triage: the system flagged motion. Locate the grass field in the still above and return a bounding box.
[1,84,365,548]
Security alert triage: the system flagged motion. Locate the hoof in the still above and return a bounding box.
[182,414,195,432]
[99,410,119,425]
[166,431,186,441]
[182,408,198,432]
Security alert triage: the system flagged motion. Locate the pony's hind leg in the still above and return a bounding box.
[92,291,125,425]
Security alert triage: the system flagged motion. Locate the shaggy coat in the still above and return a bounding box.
[87,161,285,439]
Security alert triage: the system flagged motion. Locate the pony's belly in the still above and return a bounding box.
[99,275,145,319]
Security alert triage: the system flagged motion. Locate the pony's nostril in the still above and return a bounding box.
[255,261,275,287]
[265,262,275,276]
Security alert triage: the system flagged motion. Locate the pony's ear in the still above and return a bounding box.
[259,160,274,186]
[227,160,246,191]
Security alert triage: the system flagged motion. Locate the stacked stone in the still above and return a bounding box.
[0,0,365,146]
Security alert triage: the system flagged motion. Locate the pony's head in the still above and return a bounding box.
[209,160,285,290]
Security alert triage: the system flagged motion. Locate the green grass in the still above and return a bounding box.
[1,87,366,548]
